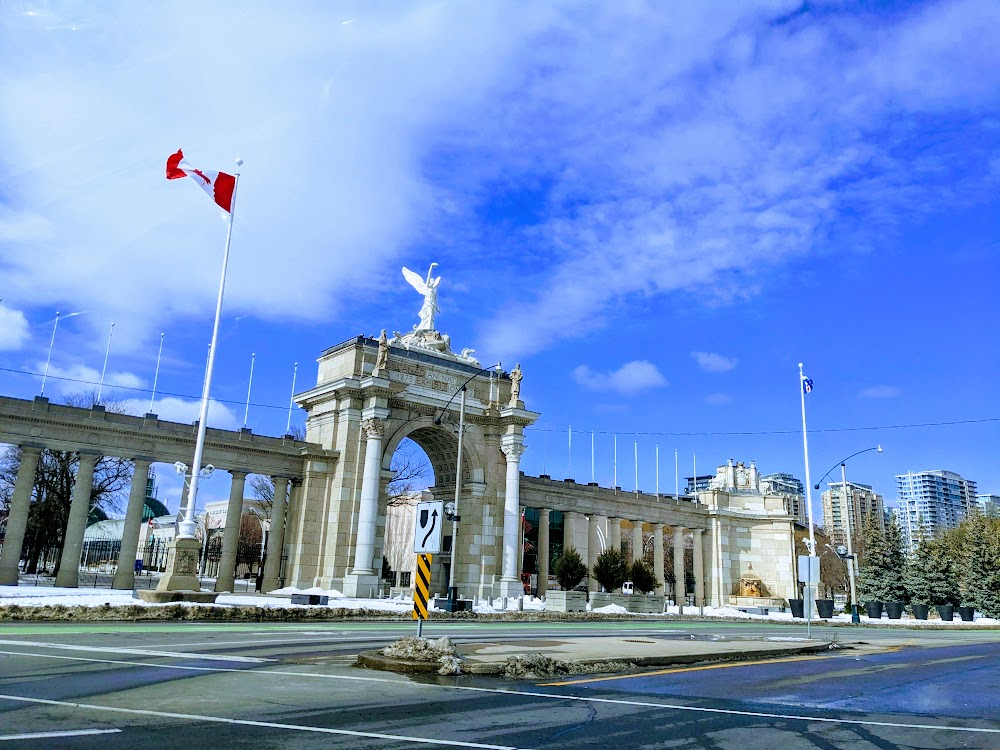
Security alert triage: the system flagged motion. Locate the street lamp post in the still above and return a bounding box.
[434,362,502,613]
[814,445,883,623]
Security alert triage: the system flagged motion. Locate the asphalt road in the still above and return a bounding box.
[1,619,998,749]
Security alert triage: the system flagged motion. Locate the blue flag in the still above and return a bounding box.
[803,377,814,394]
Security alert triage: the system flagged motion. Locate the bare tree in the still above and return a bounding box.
[0,392,136,574]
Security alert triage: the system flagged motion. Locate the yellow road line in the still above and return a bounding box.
[540,640,920,687]
[539,653,834,686]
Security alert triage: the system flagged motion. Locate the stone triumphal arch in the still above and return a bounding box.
[0,264,798,606]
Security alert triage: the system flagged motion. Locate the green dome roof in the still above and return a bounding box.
[143,497,170,520]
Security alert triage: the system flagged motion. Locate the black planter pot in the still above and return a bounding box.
[885,601,904,620]
[911,604,929,620]
[864,601,884,619]
[788,598,805,618]
[815,599,835,619]
[958,606,975,622]
[936,604,955,621]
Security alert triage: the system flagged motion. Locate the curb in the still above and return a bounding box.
[357,641,835,677]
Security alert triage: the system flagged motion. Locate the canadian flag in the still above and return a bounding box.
[166,149,235,212]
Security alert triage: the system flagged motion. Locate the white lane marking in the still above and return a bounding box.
[0,728,122,741]
[5,649,998,736]
[0,694,527,750]
[0,640,270,663]
[0,650,405,683]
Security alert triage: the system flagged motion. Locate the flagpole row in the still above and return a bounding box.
[179,158,242,538]
[40,312,60,398]
[96,322,116,406]
[285,362,298,435]
[149,333,165,414]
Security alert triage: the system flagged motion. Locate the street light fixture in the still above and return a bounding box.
[433,362,503,613]
[814,445,883,623]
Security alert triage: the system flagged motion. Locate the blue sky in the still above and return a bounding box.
[1,1,997,514]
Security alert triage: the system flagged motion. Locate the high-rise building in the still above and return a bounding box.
[821,481,885,546]
[896,470,978,548]
[760,472,806,524]
[976,494,1000,518]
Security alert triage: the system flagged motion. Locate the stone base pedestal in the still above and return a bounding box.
[156,537,203,593]
[342,572,379,598]
[135,589,219,604]
[496,578,525,598]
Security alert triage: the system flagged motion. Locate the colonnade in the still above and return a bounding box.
[0,443,300,592]
[526,508,710,606]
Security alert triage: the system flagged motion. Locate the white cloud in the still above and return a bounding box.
[476,0,1000,356]
[37,362,143,398]
[860,385,900,399]
[125,396,239,431]
[691,352,738,373]
[706,393,732,406]
[572,360,667,395]
[0,304,29,350]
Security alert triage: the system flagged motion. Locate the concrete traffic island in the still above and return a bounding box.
[357,634,835,678]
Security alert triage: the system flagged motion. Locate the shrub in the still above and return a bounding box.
[591,548,629,592]
[552,547,589,591]
[628,560,657,595]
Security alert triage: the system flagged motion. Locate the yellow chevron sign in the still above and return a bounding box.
[412,553,432,620]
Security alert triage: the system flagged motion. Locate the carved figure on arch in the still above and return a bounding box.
[402,264,441,332]
[509,363,523,406]
[373,329,389,376]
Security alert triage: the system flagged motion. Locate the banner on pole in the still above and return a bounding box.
[412,553,433,621]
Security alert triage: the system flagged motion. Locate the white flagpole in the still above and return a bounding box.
[96,322,115,405]
[674,448,678,499]
[148,332,165,414]
[285,361,298,435]
[655,444,660,497]
[590,430,597,482]
[799,362,817,628]
[693,452,697,496]
[613,434,618,492]
[634,438,638,495]
[243,352,256,428]
[798,363,817,554]
[179,158,242,539]
[40,311,60,397]
[567,425,572,479]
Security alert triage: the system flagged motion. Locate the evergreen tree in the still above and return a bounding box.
[904,535,935,606]
[959,514,1000,617]
[591,548,629,592]
[628,559,657,595]
[926,539,959,607]
[552,547,588,591]
[857,512,907,603]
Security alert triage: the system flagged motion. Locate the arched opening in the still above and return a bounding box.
[378,417,486,596]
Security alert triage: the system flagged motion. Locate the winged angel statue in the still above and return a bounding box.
[402,263,441,331]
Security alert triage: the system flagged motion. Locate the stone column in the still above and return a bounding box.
[261,476,290,592]
[631,521,643,562]
[214,470,248,593]
[56,451,101,588]
[693,528,705,607]
[652,523,665,594]
[112,457,153,590]
[0,446,42,585]
[609,518,622,553]
[498,442,526,597]
[344,418,384,596]
[587,515,601,593]
[537,508,550,596]
[563,511,578,552]
[672,525,686,608]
